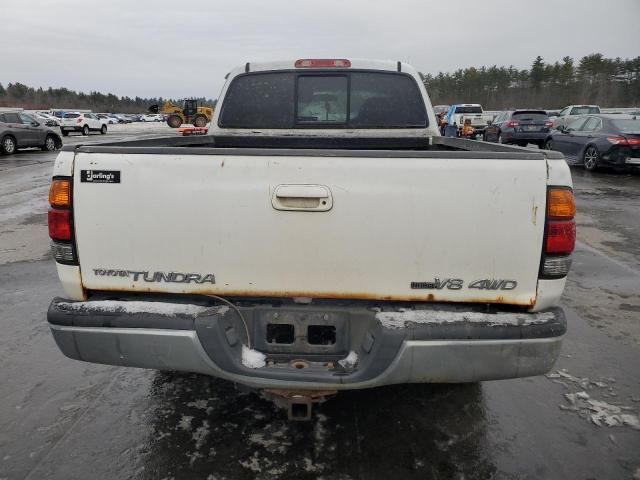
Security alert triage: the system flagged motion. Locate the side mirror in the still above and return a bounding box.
[31,121,40,127]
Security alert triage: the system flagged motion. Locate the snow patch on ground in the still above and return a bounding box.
[57,300,227,317]
[338,351,358,369]
[549,369,640,430]
[248,433,280,449]
[239,452,262,472]
[242,345,266,369]
[376,310,555,329]
[178,415,193,431]
[561,391,640,429]
[192,420,210,450]
[186,399,210,410]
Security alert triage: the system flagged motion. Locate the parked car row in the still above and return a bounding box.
[96,113,165,123]
[479,105,639,171]
[48,111,166,125]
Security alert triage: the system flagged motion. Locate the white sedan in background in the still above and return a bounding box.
[141,114,164,122]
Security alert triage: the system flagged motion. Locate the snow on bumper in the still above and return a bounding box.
[47,298,566,390]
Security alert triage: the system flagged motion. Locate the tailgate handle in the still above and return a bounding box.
[272,184,333,212]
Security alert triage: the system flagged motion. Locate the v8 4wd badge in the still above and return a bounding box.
[411,278,517,290]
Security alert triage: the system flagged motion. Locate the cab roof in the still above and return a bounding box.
[228,58,419,77]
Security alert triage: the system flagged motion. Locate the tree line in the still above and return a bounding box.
[2,53,639,112]
[0,82,216,113]
[420,53,640,109]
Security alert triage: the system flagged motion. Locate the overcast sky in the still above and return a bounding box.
[2,0,639,99]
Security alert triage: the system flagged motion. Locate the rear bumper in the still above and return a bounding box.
[503,131,548,142]
[47,297,566,390]
[601,148,640,170]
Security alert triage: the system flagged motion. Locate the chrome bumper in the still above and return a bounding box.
[48,298,565,390]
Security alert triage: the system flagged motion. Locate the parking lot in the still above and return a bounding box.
[1,125,639,480]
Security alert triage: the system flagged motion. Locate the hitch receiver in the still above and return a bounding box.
[262,389,337,421]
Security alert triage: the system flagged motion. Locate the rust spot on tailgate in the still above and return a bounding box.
[89,285,533,306]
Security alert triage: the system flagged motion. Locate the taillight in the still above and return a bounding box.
[607,136,640,146]
[505,120,519,128]
[541,187,575,279]
[48,177,77,264]
[545,221,576,254]
[76,118,82,123]
[544,120,554,128]
[294,59,351,68]
[48,209,72,241]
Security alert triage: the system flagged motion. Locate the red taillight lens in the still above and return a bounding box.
[544,120,553,128]
[607,136,627,145]
[545,221,576,255]
[607,136,640,146]
[77,118,82,123]
[48,208,72,241]
[505,120,519,128]
[295,59,351,68]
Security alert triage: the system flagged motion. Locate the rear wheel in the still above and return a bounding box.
[543,139,553,150]
[167,115,183,128]
[193,114,208,127]
[1,135,16,155]
[100,125,107,135]
[42,135,57,151]
[82,125,89,136]
[583,146,600,171]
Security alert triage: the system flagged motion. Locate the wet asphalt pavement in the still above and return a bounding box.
[0,128,639,479]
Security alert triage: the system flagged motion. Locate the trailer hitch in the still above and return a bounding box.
[261,389,337,421]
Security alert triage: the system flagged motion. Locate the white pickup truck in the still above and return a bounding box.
[444,104,494,135]
[47,59,574,419]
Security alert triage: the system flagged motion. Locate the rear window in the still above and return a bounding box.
[64,113,80,119]
[611,119,640,133]
[219,71,427,129]
[513,111,548,121]
[570,106,600,115]
[454,106,482,114]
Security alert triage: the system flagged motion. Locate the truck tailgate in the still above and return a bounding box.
[72,151,547,306]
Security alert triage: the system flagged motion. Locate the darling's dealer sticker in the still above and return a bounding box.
[80,170,121,183]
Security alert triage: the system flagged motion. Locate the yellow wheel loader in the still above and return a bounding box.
[149,99,213,128]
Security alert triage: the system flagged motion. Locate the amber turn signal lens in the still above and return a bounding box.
[49,179,71,207]
[547,188,575,219]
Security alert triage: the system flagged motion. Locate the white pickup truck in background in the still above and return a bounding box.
[551,104,601,129]
[46,58,575,419]
[444,104,494,134]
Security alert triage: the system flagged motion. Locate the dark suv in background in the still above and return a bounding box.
[0,112,62,155]
[484,110,553,147]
